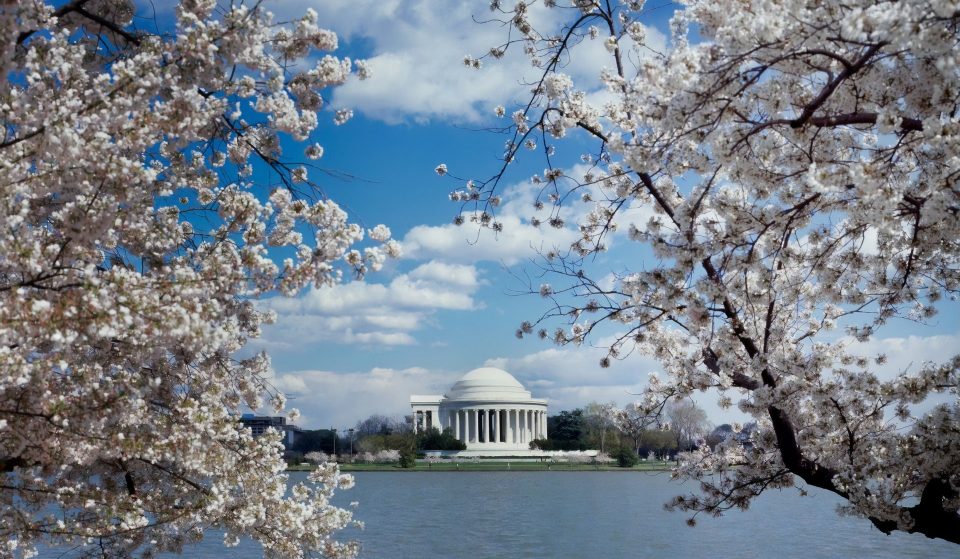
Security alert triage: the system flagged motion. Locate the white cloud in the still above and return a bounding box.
[846,331,960,378]
[266,329,960,431]
[255,260,482,348]
[402,215,579,265]
[406,260,481,288]
[402,162,658,265]
[273,0,665,123]
[484,344,661,412]
[267,366,456,428]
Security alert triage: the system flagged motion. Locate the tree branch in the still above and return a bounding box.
[790,43,886,128]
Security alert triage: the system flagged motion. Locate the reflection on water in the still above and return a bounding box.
[39,471,958,558]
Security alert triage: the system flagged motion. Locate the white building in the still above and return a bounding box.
[410,367,548,453]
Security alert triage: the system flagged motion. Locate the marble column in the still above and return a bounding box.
[517,410,522,444]
[465,409,472,443]
[479,408,484,443]
[520,409,525,443]
[504,409,509,443]
[489,409,495,443]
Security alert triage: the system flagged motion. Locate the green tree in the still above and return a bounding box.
[398,448,417,469]
[614,447,639,468]
[639,430,678,460]
[357,433,415,454]
[548,409,586,443]
[354,414,407,437]
[292,429,338,455]
[416,428,466,451]
[583,401,617,453]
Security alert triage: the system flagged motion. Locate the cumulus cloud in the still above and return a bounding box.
[266,366,457,428]
[273,0,665,123]
[402,215,580,265]
[403,163,658,264]
[484,344,661,413]
[264,328,960,430]
[843,330,960,416]
[846,331,960,378]
[255,260,482,348]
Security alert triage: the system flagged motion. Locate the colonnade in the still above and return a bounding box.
[445,407,546,445]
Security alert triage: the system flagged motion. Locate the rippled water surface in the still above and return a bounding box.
[40,471,958,558]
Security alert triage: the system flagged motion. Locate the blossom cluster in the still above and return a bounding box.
[471,0,960,542]
[0,1,395,557]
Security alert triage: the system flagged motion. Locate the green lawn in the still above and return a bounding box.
[288,461,674,472]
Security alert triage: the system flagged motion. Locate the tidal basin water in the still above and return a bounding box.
[40,471,958,558]
[154,471,956,559]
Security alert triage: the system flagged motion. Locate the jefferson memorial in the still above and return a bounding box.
[411,367,548,453]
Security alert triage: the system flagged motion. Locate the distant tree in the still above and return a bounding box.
[615,403,661,454]
[583,401,618,453]
[639,429,678,460]
[374,450,401,464]
[416,428,466,451]
[613,447,639,468]
[293,429,338,455]
[666,400,711,452]
[357,432,416,454]
[304,451,330,465]
[354,414,406,437]
[548,409,586,443]
[398,448,417,469]
[595,452,615,466]
[706,425,735,450]
[529,438,553,451]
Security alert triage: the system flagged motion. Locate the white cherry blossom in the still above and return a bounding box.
[469,0,960,544]
[0,1,396,557]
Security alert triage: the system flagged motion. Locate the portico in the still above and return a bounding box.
[411,367,548,452]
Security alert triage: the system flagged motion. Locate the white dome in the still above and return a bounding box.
[444,367,532,401]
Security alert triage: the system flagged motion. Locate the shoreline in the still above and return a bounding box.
[288,461,675,473]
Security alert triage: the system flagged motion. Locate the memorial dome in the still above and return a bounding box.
[411,366,547,452]
[444,367,532,401]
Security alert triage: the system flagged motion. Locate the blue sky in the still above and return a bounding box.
[139,1,960,430]
[230,0,678,429]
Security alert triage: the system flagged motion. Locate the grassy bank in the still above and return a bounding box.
[288,461,674,472]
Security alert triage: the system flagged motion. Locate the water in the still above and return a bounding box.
[39,471,958,558]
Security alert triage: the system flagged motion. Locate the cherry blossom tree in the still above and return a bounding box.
[456,0,960,544]
[665,399,710,452]
[583,400,617,453]
[0,1,397,557]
